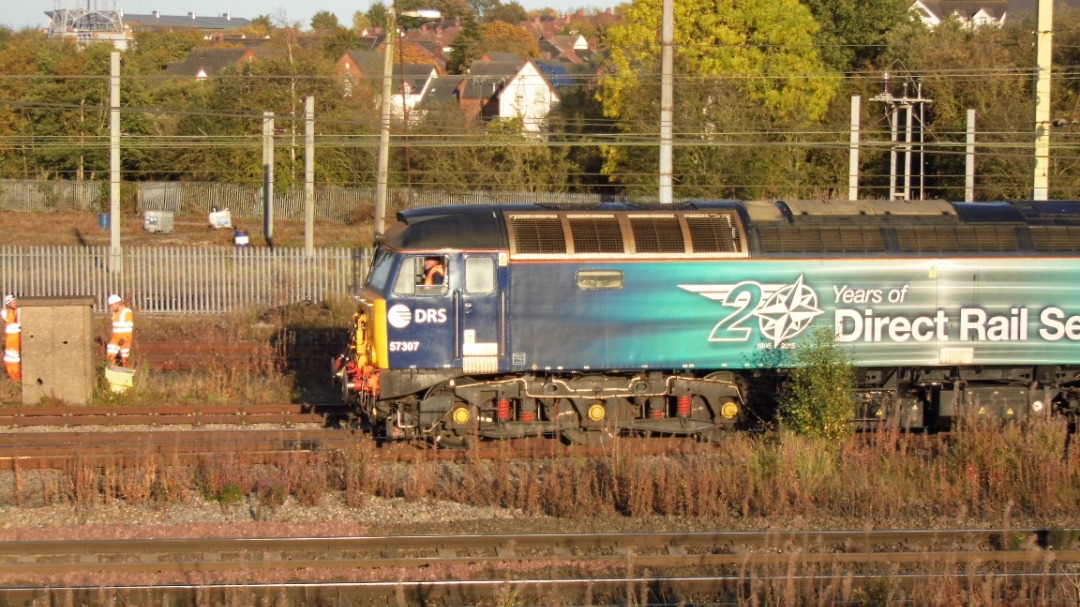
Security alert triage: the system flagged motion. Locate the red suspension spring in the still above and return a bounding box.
[676,395,692,417]
[649,401,664,419]
[497,398,511,421]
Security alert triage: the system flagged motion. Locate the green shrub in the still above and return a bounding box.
[779,325,857,442]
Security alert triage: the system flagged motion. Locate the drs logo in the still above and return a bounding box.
[414,309,447,323]
[387,304,447,329]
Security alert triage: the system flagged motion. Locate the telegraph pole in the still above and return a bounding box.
[1033,0,1053,200]
[109,51,121,274]
[658,0,674,204]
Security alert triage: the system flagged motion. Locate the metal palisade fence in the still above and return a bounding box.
[0,246,368,314]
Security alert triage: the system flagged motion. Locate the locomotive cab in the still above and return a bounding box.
[339,223,511,439]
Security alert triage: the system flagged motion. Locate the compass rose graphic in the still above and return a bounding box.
[753,275,823,345]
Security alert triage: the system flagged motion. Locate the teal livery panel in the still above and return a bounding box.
[509,258,1080,371]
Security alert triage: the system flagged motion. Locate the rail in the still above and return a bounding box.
[0,529,1076,604]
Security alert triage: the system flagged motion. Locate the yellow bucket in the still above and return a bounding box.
[105,365,135,393]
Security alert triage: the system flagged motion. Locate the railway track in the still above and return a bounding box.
[0,529,1076,604]
[0,428,716,469]
[0,403,349,428]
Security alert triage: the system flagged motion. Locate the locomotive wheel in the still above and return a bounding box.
[421,381,475,449]
[559,376,622,446]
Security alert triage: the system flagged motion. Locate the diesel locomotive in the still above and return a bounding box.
[334,199,1080,445]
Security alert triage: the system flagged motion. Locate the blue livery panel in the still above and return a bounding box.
[508,258,1080,371]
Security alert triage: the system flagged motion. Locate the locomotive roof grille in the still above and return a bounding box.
[511,216,566,254]
[896,226,1020,253]
[757,226,886,254]
[1030,226,1080,252]
[685,213,741,253]
[628,214,685,253]
[568,214,623,253]
[507,209,746,257]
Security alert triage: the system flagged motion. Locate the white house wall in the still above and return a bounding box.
[498,63,559,133]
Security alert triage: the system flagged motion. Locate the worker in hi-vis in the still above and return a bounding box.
[106,294,133,367]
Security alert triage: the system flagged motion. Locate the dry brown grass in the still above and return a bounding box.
[2,426,1078,604]
[12,419,1077,528]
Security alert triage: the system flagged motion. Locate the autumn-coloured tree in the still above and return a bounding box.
[598,0,839,198]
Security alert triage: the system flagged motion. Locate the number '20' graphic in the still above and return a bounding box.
[707,282,762,342]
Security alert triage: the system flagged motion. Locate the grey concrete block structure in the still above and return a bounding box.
[19,296,96,406]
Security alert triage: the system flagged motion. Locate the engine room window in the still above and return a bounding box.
[577,270,623,290]
[465,257,495,294]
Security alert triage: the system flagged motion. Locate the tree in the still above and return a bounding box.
[409,111,575,194]
[14,40,115,181]
[485,1,527,24]
[446,15,481,74]
[468,0,499,21]
[433,0,473,22]
[125,30,201,73]
[478,21,538,57]
[874,15,1063,201]
[366,2,390,30]
[320,28,360,61]
[169,47,365,186]
[801,0,910,71]
[597,0,840,198]
[244,14,274,38]
[351,12,372,31]
[310,10,341,31]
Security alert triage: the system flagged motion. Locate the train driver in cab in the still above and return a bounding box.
[421,256,446,286]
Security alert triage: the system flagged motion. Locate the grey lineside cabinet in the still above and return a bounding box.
[19,296,96,406]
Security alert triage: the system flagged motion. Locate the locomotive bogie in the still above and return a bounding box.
[356,371,748,443]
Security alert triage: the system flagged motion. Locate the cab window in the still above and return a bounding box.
[365,248,394,291]
[465,257,495,294]
[394,255,448,295]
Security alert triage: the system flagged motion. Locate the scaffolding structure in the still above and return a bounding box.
[48,0,128,46]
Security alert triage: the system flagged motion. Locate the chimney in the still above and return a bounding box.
[153,10,160,18]
[222,12,231,19]
[189,11,197,19]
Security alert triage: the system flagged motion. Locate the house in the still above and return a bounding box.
[538,34,589,64]
[337,49,439,112]
[389,64,440,118]
[457,59,559,133]
[164,47,264,79]
[337,50,384,97]
[910,0,1080,28]
[401,19,460,66]
[911,0,1008,27]
[120,11,252,32]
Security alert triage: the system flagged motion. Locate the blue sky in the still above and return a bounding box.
[4,0,607,31]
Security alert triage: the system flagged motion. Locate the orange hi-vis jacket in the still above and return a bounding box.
[107,304,134,366]
[3,307,19,382]
[423,264,446,285]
